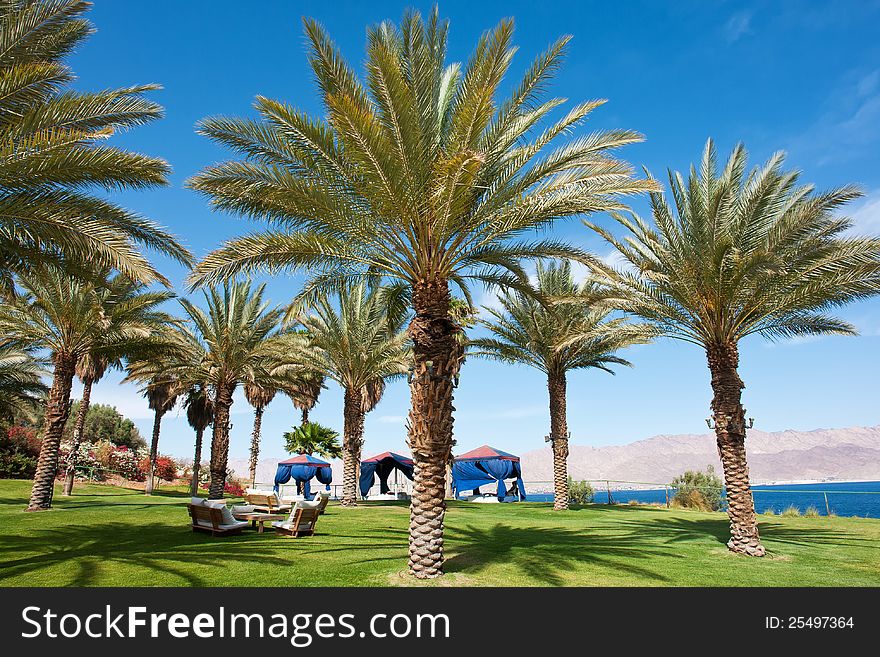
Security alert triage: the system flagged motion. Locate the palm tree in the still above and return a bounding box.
[62,276,176,496]
[0,269,173,510]
[140,376,180,495]
[283,422,342,459]
[184,384,214,496]
[0,343,46,421]
[0,0,192,287]
[187,9,651,577]
[179,280,286,498]
[292,282,409,506]
[244,382,276,485]
[588,140,880,556]
[283,367,324,426]
[471,260,650,510]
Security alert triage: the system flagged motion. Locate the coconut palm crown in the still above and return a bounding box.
[470,260,651,510]
[187,9,652,578]
[587,139,880,556]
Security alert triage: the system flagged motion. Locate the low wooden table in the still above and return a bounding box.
[232,512,286,533]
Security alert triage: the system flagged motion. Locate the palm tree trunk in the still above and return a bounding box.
[341,386,365,507]
[707,342,765,557]
[144,408,165,495]
[208,384,234,499]
[248,406,264,485]
[26,353,77,511]
[301,407,309,426]
[190,427,204,497]
[548,371,570,510]
[407,279,459,579]
[62,377,93,496]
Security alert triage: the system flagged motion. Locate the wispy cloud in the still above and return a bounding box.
[724,10,754,43]
[787,68,880,166]
[376,415,406,424]
[849,190,880,235]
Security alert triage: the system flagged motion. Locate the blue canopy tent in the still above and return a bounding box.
[359,451,414,497]
[451,445,526,501]
[274,454,332,500]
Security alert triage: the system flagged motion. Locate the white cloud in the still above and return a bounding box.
[376,415,406,424]
[724,11,753,43]
[849,190,880,235]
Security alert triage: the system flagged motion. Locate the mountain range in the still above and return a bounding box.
[231,425,880,488]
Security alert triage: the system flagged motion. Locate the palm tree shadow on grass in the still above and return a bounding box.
[443,522,677,585]
[0,522,291,586]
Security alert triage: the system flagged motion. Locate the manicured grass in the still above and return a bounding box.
[1,479,878,586]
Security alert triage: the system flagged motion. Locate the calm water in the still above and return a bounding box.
[523,480,880,518]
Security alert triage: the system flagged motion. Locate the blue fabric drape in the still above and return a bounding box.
[451,459,526,501]
[274,462,332,500]
[359,454,414,496]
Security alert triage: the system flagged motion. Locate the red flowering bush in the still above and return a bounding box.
[224,480,245,497]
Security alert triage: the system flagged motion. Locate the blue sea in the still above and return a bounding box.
[523,480,880,518]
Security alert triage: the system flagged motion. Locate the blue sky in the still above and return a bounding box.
[64,1,880,464]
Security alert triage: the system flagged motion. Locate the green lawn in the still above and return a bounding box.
[1,479,878,586]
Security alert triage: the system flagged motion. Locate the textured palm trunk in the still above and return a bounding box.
[548,371,570,510]
[407,279,459,579]
[27,353,77,511]
[301,408,310,426]
[62,377,93,496]
[190,427,204,497]
[341,387,365,507]
[208,384,234,499]
[248,406,264,485]
[144,408,165,495]
[707,342,765,557]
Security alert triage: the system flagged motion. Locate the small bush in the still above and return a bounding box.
[671,466,723,511]
[781,505,802,517]
[804,506,821,518]
[567,478,594,504]
[763,507,777,516]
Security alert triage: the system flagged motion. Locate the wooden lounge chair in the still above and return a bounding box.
[314,491,330,515]
[187,503,249,537]
[273,504,320,538]
[243,491,292,513]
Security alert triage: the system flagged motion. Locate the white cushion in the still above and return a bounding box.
[190,497,206,506]
[297,499,321,510]
[203,499,236,525]
[232,504,255,514]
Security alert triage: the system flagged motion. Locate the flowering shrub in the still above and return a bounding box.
[58,440,103,479]
[224,480,245,496]
[111,445,146,481]
[138,454,178,482]
[4,426,40,457]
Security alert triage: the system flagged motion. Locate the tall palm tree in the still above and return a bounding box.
[588,140,880,556]
[139,376,179,495]
[187,9,651,577]
[0,0,192,287]
[471,260,650,510]
[179,280,286,498]
[0,269,173,510]
[0,343,46,421]
[62,276,176,496]
[283,367,324,426]
[184,384,214,496]
[292,282,410,506]
[244,381,276,485]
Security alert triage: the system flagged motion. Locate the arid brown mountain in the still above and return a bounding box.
[230,425,880,489]
[519,425,880,485]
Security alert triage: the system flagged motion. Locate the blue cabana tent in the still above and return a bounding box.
[451,445,526,501]
[274,454,332,500]
[359,451,414,497]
